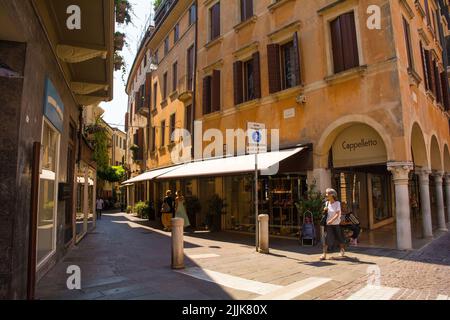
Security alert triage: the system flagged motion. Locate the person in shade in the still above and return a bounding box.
[96,197,104,220]
[175,191,191,231]
[161,190,175,231]
[320,188,346,260]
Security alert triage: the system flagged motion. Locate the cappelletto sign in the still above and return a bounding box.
[332,124,387,168]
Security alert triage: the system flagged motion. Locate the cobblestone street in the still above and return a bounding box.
[36,212,450,300]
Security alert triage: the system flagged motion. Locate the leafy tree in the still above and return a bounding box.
[98,165,126,183]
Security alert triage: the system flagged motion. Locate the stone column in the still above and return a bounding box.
[445,174,450,223]
[388,162,413,250]
[308,168,332,194]
[258,214,269,254]
[433,172,448,231]
[171,218,185,269]
[416,168,433,238]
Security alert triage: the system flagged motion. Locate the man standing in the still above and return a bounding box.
[96,197,104,220]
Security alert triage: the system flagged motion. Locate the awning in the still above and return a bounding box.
[158,147,305,179]
[121,166,180,185]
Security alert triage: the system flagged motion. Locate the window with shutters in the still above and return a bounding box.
[329,11,360,74]
[203,70,221,115]
[161,120,166,147]
[174,23,180,43]
[164,37,169,56]
[169,113,176,144]
[187,45,195,91]
[153,82,158,110]
[151,126,156,152]
[209,2,221,41]
[233,52,261,105]
[267,33,301,94]
[240,0,253,22]
[402,17,415,71]
[185,104,193,135]
[172,62,178,93]
[189,4,197,26]
[163,72,168,101]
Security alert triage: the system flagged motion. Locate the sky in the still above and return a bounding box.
[99,0,154,132]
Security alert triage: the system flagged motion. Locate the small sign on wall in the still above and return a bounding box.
[284,108,296,119]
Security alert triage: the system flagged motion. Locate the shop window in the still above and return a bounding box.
[329,11,360,74]
[37,121,59,264]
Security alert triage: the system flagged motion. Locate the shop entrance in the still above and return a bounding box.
[332,166,394,231]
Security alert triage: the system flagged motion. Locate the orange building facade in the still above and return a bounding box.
[125,0,450,250]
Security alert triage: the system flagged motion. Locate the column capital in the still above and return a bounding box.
[433,171,445,183]
[387,162,414,182]
[415,167,431,183]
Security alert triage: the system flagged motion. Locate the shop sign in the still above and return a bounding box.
[43,78,64,133]
[283,108,296,119]
[332,124,387,168]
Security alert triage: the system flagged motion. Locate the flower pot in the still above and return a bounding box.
[114,34,125,51]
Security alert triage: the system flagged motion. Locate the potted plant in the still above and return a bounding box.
[115,0,132,25]
[295,184,325,239]
[114,53,124,71]
[114,32,126,51]
[185,196,201,229]
[206,194,226,231]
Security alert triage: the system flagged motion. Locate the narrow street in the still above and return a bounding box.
[36,212,450,300]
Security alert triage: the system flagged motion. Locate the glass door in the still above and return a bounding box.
[368,174,393,229]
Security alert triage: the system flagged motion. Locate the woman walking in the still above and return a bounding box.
[320,188,346,260]
[161,190,175,231]
[175,191,191,230]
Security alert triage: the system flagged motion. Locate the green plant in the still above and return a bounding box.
[126,205,133,214]
[114,32,126,51]
[295,183,325,223]
[115,0,132,25]
[154,0,163,11]
[90,117,109,172]
[98,165,126,183]
[135,201,150,218]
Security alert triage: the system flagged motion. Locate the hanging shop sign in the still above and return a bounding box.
[43,78,64,133]
[332,124,387,168]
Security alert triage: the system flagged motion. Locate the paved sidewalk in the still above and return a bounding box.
[36,212,450,300]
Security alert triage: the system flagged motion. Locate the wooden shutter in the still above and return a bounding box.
[137,128,144,160]
[435,62,442,103]
[403,18,413,70]
[441,71,450,110]
[134,92,140,113]
[233,61,243,105]
[202,76,212,115]
[211,3,220,40]
[267,44,281,93]
[125,112,129,132]
[330,16,345,73]
[241,0,253,21]
[212,69,221,112]
[341,12,359,70]
[145,73,152,109]
[252,52,261,99]
[420,42,429,90]
[424,0,431,26]
[292,32,302,86]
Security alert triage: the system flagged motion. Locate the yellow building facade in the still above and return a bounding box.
[125,0,450,250]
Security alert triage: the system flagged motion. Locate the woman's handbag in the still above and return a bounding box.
[161,201,171,213]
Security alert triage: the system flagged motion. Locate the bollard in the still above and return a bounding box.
[258,214,269,254]
[171,218,185,269]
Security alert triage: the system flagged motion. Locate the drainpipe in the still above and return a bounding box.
[191,0,199,160]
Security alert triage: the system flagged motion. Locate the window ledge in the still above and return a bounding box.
[236,98,260,110]
[234,15,257,33]
[205,36,223,50]
[408,68,422,87]
[160,99,168,108]
[426,90,436,102]
[271,85,304,101]
[169,91,179,100]
[202,110,221,120]
[268,0,295,13]
[324,65,368,84]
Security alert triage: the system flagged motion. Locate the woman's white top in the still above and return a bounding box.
[326,201,341,225]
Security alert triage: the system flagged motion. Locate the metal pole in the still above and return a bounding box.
[255,152,259,252]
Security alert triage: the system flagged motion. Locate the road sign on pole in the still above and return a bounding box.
[247,123,267,252]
